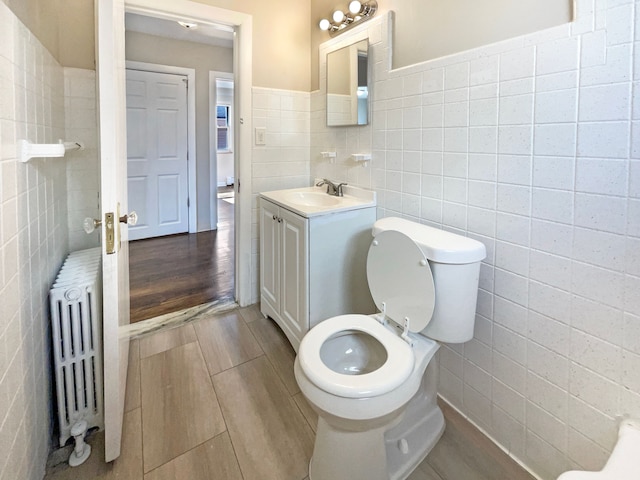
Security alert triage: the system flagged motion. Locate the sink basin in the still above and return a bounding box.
[283,192,341,207]
[260,183,376,218]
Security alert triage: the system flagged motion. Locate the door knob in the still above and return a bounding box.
[119,211,138,226]
[83,217,101,234]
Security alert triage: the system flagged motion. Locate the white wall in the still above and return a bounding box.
[310,4,640,479]
[0,3,68,479]
[64,68,100,251]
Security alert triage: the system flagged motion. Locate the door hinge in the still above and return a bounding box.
[237,178,240,193]
[187,197,190,208]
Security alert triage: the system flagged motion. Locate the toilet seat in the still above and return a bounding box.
[298,314,414,399]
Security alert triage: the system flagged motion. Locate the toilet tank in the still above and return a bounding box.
[372,217,486,344]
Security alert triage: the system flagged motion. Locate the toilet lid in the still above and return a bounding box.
[367,230,435,333]
[298,314,414,398]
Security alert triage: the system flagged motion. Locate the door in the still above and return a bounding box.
[260,200,280,313]
[126,69,189,240]
[280,208,308,342]
[96,0,130,462]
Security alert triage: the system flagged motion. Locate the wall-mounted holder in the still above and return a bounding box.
[320,151,337,163]
[352,153,371,167]
[18,139,85,163]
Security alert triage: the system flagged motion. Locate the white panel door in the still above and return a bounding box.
[96,0,130,462]
[126,69,189,240]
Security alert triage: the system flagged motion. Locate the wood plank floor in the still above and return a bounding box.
[128,196,234,323]
[45,305,537,480]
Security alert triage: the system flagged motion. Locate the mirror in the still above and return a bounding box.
[326,39,368,126]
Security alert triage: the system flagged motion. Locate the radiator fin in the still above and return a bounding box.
[50,247,103,446]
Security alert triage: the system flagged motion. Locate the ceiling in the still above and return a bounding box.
[125,12,234,49]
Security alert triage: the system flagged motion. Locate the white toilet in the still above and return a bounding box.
[294,217,486,480]
[557,419,640,480]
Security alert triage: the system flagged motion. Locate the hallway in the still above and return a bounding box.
[128,195,234,323]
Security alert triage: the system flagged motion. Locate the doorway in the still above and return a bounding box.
[124,12,237,323]
[211,73,235,230]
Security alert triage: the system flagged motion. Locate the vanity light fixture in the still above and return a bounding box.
[318,0,377,37]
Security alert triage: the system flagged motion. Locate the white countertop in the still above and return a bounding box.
[259,184,376,218]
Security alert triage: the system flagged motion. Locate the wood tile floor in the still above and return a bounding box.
[45,305,535,480]
[128,196,234,323]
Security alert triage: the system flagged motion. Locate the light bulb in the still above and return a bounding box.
[348,1,362,14]
[332,10,345,23]
[319,18,331,30]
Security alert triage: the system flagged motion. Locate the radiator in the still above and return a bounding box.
[49,247,104,446]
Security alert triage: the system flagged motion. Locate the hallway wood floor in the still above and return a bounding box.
[128,197,234,323]
[45,305,536,480]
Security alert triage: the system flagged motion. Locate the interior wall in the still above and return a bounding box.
[0,2,69,478]
[193,0,311,91]
[125,31,233,231]
[19,0,311,91]
[311,0,573,91]
[65,68,100,251]
[310,6,640,479]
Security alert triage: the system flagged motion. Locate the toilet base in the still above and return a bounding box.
[308,363,444,480]
[385,390,444,480]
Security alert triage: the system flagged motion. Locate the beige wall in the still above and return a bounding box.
[311,0,572,90]
[1,0,61,59]
[193,0,310,91]
[1,0,94,69]
[16,0,312,90]
[126,31,233,231]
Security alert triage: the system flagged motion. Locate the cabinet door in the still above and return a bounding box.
[260,200,280,313]
[280,208,309,342]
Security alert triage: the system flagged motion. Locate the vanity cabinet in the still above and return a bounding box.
[259,197,376,352]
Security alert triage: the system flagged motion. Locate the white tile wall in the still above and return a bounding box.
[0,3,68,479]
[251,87,310,303]
[64,68,99,251]
[309,3,640,479]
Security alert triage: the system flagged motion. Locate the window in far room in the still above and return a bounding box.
[216,105,231,152]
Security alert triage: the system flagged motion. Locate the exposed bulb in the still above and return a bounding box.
[348,1,362,14]
[332,10,345,23]
[318,18,331,30]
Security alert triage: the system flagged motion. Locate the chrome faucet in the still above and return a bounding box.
[316,179,347,197]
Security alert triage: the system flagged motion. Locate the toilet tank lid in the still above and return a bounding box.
[372,217,487,264]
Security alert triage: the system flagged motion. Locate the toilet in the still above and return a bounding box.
[294,217,486,480]
[557,419,640,480]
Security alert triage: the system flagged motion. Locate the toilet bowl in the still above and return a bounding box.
[294,217,486,480]
[557,420,640,480]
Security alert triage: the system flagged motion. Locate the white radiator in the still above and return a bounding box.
[49,247,104,446]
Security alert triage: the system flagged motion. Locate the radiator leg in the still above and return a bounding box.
[69,420,91,467]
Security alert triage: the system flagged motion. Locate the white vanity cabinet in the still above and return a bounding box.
[260,200,309,346]
[259,190,376,352]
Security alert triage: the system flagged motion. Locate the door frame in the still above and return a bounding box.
[126,61,197,234]
[124,0,253,306]
[209,70,234,229]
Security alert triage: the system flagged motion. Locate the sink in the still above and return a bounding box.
[260,183,376,218]
[283,191,342,207]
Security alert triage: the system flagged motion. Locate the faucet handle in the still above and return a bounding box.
[335,182,347,196]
